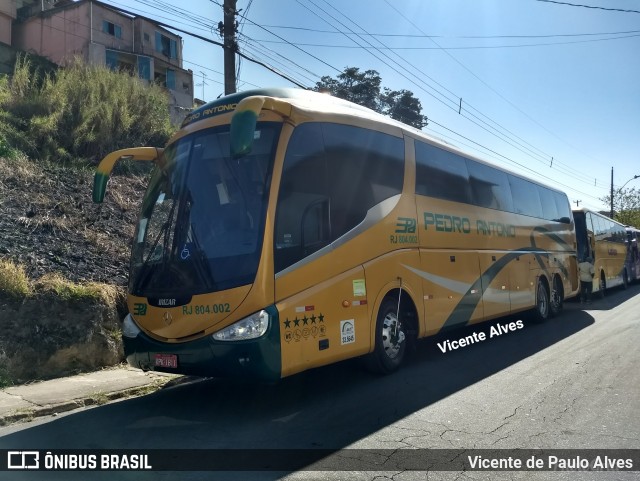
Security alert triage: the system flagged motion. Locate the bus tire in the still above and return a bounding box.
[599,273,606,299]
[623,269,629,289]
[550,275,563,317]
[531,277,550,323]
[366,296,407,375]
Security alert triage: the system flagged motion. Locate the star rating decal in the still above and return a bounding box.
[282,311,327,342]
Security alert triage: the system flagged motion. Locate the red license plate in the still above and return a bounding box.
[154,353,178,369]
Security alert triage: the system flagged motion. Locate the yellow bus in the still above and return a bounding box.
[572,208,629,295]
[93,88,579,380]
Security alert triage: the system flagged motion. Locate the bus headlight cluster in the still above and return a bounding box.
[212,310,270,341]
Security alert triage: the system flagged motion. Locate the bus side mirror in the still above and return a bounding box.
[230,97,265,159]
[93,147,163,203]
[230,96,292,158]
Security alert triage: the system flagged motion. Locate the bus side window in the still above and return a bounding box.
[275,122,404,273]
[275,123,330,273]
[538,186,559,222]
[415,141,471,203]
[508,174,543,218]
[322,123,404,240]
[552,191,572,223]
[467,160,514,212]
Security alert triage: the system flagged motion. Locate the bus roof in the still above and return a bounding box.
[181,88,386,128]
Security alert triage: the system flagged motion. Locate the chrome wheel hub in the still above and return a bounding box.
[382,312,405,359]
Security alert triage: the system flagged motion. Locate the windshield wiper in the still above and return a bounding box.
[133,197,179,294]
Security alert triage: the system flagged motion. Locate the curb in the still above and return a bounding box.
[0,374,186,427]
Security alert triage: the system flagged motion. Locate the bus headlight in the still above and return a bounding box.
[212,310,270,341]
[122,314,142,338]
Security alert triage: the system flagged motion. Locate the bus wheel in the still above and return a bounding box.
[532,278,550,323]
[599,273,606,299]
[623,269,629,289]
[366,296,407,374]
[550,275,563,317]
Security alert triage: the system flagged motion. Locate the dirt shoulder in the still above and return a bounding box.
[0,156,150,383]
[0,157,148,286]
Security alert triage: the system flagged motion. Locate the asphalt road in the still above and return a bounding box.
[1,284,639,481]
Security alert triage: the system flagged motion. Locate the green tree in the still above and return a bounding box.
[314,67,427,129]
[600,187,640,228]
[379,88,428,129]
[315,67,382,111]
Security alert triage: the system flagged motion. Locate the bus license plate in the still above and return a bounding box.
[154,353,178,369]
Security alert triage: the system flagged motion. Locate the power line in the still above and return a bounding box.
[219,0,342,75]
[250,23,640,39]
[246,32,640,50]
[306,0,603,189]
[535,0,640,14]
[383,0,606,186]
[238,35,317,86]
[104,2,616,197]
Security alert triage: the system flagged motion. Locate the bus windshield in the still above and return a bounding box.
[129,122,281,297]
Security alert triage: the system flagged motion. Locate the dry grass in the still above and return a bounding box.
[35,272,120,304]
[109,187,138,212]
[0,259,32,298]
[0,258,122,306]
[0,156,39,181]
[16,214,70,233]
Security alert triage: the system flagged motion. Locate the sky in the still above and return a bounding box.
[101,0,640,213]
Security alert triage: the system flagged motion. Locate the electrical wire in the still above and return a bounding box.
[535,0,640,14]
[28,0,621,198]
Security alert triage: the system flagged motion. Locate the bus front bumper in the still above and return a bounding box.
[121,306,281,382]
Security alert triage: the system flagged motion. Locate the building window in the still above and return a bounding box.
[137,56,151,81]
[103,20,122,39]
[105,50,119,69]
[155,31,177,59]
[144,32,150,42]
[166,69,176,89]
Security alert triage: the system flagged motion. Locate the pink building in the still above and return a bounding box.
[8,0,193,124]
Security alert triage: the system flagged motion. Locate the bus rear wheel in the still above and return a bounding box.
[532,278,550,323]
[366,296,407,374]
[550,275,563,317]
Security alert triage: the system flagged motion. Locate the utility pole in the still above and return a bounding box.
[610,167,614,219]
[223,0,237,95]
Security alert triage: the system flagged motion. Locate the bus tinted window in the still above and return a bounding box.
[508,175,543,218]
[538,186,560,222]
[275,122,404,272]
[467,160,514,212]
[275,123,330,273]
[415,141,471,203]
[553,191,572,223]
[322,123,404,239]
